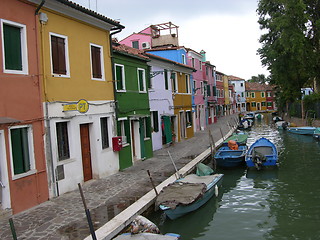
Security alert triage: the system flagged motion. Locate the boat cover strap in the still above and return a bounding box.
[156,182,206,209]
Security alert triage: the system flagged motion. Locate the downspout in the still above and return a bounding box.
[36,2,58,197]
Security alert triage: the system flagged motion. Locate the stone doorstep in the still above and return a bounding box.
[83,127,235,240]
[0,207,12,218]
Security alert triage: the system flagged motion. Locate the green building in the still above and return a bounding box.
[113,43,153,169]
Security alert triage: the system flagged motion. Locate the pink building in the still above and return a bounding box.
[0,0,49,214]
[204,61,217,124]
[216,71,226,117]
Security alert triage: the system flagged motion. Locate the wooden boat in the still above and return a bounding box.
[287,126,316,135]
[156,174,224,220]
[114,233,181,240]
[214,145,247,168]
[245,137,278,170]
[223,131,248,146]
[313,127,320,140]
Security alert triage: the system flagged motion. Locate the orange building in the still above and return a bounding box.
[245,82,269,112]
[0,0,49,214]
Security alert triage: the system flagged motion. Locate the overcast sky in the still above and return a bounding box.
[73,0,269,80]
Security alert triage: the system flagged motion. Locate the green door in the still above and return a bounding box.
[162,116,172,144]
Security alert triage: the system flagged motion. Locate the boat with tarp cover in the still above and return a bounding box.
[223,131,248,146]
[156,173,223,220]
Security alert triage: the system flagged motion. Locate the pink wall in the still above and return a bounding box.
[0,0,48,213]
[120,27,152,49]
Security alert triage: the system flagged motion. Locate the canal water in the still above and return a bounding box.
[149,113,320,239]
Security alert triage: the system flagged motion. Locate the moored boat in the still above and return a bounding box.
[223,131,248,146]
[214,145,247,168]
[313,127,320,140]
[245,137,278,170]
[244,112,255,120]
[114,233,181,240]
[156,173,224,220]
[287,126,316,135]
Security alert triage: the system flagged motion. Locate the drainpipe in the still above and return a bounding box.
[36,1,58,197]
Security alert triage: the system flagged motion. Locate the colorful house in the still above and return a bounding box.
[245,82,269,111]
[204,61,217,124]
[0,0,49,214]
[215,71,226,117]
[228,75,246,112]
[112,43,153,169]
[266,85,276,110]
[34,0,124,197]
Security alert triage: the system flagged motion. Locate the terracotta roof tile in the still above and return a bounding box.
[245,82,274,91]
[113,43,149,60]
[228,75,245,81]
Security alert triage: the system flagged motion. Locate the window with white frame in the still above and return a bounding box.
[151,111,159,132]
[115,64,125,91]
[261,92,265,98]
[185,74,191,94]
[100,117,109,149]
[251,92,255,98]
[90,43,105,80]
[164,69,169,90]
[186,111,192,127]
[56,122,70,161]
[191,57,195,67]
[200,81,204,95]
[182,54,186,64]
[171,72,178,93]
[246,92,250,97]
[50,32,70,77]
[199,60,202,70]
[193,80,196,94]
[267,92,271,97]
[119,119,129,144]
[10,126,34,175]
[1,19,28,74]
[138,68,146,92]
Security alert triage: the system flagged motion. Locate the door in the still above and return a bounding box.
[257,102,261,111]
[80,124,92,182]
[179,111,186,139]
[139,119,145,159]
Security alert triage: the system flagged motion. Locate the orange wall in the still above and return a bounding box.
[0,0,48,213]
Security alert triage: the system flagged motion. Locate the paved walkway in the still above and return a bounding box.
[0,114,239,240]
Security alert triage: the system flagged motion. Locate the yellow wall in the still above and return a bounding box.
[246,91,267,111]
[174,72,193,140]
[40,10,114,102]
[223,75,229,105]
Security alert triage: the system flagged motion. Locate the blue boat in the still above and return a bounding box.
[313,127,320,140]
[156,174,224,220]
[245,137,278,170]
[287,126,316,135]
[214,145,247,168]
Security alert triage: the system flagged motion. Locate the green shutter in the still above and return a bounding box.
[116,65,123,90]
[139,69,144,91]
[4,24,22,71]
[213,86,217,96]
[11,128,30,174]
[163,116,172,143]
[124,120,131,143]
[153,111,159,132]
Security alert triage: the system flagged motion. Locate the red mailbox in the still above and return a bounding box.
[112,136,123,151]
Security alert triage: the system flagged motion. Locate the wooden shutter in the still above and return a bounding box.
[116,65,123,90]
[91,46,102,78]
[51,35,67,74]
[3,24,22,70]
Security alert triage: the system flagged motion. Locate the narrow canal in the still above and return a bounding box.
[149,113,320,239]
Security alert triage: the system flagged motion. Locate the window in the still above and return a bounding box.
[100,117,109,149]
[199,60,202,70]
[119,120,130,144]
[191,57,195,67]
[240,83,243,87]
[241,92,244,97]
[171,72,177,93]
[138,68,146,92]
[251,92,255,98]
[90,44,104,80]
[251,102,256,107]
[132,41,139,49]
[185,75,191,94]
[206,66,209,76]
[115,64,125,91]
[164,69,169,90]
[151,111,159,132]
[267,92,271,97]
[213,86,216,96]
[56,122,70,161]
[1,19,28,74]
[221,89,224,98]
[207,84,211,96]
[261,102,266,106]
[193,80,196,94]
[200,81,204,95]
[261,92,265,98]
[10,126,33,175]
[182,54,186,64]
[267,102,273,107]
[216,89,220,98]
[50,33,69,76]
[186,111,192,127]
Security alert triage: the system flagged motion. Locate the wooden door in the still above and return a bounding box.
[80,124,92,181]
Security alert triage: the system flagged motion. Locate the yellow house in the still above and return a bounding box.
[34,0,124,197]
[245,82,268,111]
[172,69,194,142]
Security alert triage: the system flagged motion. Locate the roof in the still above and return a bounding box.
[36,0,124,29]
[245,82,274,91]
[145,46,183,52]
[228,75,245,81]
[145,53,196,72]
[113,43,149,60]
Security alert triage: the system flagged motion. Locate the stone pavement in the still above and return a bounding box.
[0,114,239,240]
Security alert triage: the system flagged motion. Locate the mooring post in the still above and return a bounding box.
[208,129,216,170]
[78,183,97,240]
[147,170,158,196]
[9,218,17,240]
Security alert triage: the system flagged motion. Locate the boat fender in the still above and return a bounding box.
[215,185,219,197]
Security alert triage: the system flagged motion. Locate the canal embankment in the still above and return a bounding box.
[0,114,239,240]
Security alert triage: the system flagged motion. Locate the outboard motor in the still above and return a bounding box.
[282,121,288,130]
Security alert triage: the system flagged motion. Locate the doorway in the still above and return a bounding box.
[80,124,93,182]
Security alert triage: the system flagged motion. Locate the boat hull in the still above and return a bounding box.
[214,146,247,168]
[160,174,223,220]
[287,127,316,135]
[245,137,278,169]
